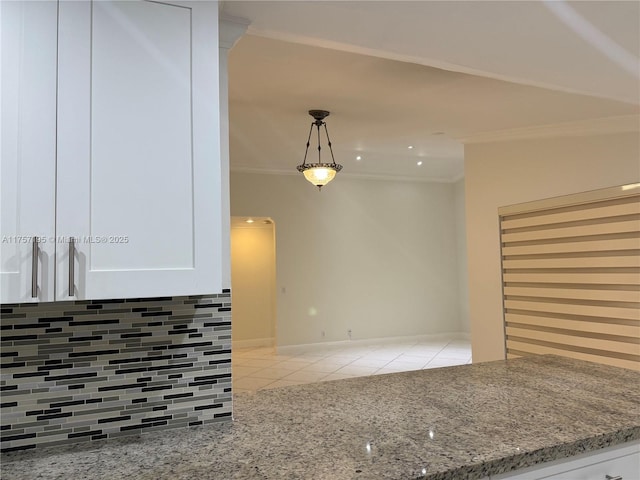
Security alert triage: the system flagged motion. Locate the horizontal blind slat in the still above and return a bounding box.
[501,199,640,229]
[505,326,640,355]
[506,308,639,326]
[504,299,640,321]
[505,313,640,338]
[506,330,640,359]
[503,286,640,302]
[502,237,640,255]
[503,272,640,285]
[505,340,640,371]
[503,255,640,269]
[502,218,640,243]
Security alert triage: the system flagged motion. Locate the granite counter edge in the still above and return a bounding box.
[434,427,640,480]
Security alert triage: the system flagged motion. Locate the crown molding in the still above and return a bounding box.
[459,114,639,145]
[450,172,465,183]
[230,166,463,184]
[219,13,250,50]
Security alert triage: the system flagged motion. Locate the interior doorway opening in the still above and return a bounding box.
[230,216,277,349]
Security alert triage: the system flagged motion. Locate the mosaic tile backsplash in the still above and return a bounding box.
[0,293,232,452]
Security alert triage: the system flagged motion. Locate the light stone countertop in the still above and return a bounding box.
[2,354,639,480]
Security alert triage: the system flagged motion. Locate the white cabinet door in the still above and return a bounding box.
[56,0,221,300]
[0,1,57,303]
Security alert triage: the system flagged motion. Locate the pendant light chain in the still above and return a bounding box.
[302,123,314,166]
[317,121,322,164]
[323,123,336,165]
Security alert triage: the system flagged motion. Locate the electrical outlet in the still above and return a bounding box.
[321,330,325,338]
[347,329,352,340]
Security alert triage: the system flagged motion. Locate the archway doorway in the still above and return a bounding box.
[230,217,277,349]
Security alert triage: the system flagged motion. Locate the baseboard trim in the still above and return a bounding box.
[277,332,470,355]
[232,337,275,349]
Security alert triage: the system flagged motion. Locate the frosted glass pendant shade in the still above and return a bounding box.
[301,165,338,188]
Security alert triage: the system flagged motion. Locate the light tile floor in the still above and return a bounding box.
[232,337,472,393]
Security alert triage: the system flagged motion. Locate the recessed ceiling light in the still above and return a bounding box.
[417,161,423,166]
[408,145,414,149]
[246,219,254,224]
[356,155,362,161]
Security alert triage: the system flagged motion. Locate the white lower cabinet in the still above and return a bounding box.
[491,441,640,480]
[1,0,222,303]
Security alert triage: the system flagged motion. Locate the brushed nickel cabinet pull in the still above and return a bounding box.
[606,475,623,480]
[31,237,39,298]
[68,237,75,296]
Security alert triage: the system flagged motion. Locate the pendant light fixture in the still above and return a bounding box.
[296,110,343,190]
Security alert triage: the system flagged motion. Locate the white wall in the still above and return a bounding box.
[231,172,468,346]
[454,178,470,334]
[465,131,640,363]
[231,222,276,344]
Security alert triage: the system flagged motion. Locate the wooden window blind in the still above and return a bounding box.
[499,184,640,371]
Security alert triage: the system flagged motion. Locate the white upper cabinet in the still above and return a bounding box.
[56,0,221,300]
[1,1,58,303]
[1,0,222,303]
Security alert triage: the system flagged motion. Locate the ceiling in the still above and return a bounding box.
[223,1,639,182]
[230,216,274,228]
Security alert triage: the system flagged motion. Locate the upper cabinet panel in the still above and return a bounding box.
[0,1,58,303]
[56,0,221,301]
[90,1,195,271]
